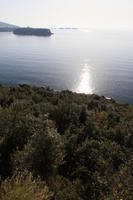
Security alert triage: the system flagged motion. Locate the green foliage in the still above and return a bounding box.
[0,85,133,199]
[48,176,82,200]
[13,124,64,180]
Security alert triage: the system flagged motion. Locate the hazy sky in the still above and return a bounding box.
[1,0,133,29]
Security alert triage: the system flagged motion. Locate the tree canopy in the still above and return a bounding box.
[0,85,133,199]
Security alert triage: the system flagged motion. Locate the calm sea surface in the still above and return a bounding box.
[0,30,133,103]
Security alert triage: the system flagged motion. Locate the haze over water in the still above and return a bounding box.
[0,29,133,103]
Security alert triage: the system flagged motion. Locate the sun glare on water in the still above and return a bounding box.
[74,63,93,94]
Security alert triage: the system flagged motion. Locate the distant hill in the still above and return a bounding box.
[0,21,18,28]
[0,22,19,32]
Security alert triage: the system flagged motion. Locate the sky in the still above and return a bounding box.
[0,0,133,30]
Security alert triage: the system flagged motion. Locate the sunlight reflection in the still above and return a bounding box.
[74,63,93,94]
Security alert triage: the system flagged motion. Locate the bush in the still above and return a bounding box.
[0,171,53,200]
[13,123,64,180]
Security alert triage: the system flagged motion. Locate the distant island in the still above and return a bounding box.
[0,22,54,36]
[58,27,78,30]
[51,27,79,30]
[13,27,53,36]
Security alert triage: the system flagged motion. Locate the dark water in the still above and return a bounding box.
[0,30,133,103]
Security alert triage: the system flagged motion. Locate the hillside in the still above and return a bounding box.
[0,85,133,200]
[0,21,18,28]
[0,21,19,32]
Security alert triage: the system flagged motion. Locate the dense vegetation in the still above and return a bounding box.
[0,84,133,199]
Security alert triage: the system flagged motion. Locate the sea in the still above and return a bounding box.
[0,29,133,103]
